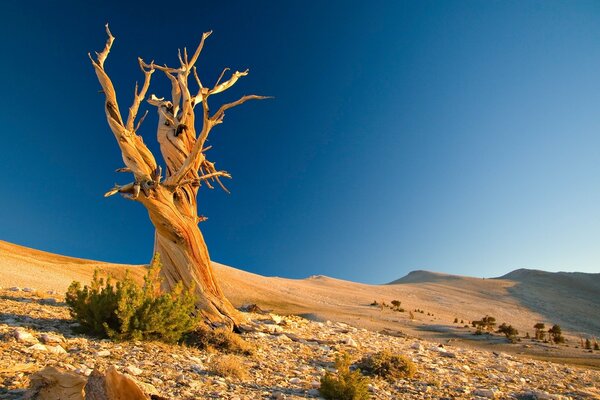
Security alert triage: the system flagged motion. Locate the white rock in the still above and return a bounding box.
[14,330,38,344]
[344,337,358,347]
[28,343,47,352]
[289,377,301,384]
[96,350,111,357]
[411,341,424,351]
[269,314,284,325]
[47,345,67,354]
[40,333,63,344]
[124,365,143,376]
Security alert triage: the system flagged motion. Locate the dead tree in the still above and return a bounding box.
[90,25,268,328]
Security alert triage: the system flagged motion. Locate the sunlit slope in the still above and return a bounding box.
[1,240,598,336]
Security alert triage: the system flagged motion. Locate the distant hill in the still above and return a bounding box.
[389,270,467,284]
[390,267,600,335]
[1,239,599,336]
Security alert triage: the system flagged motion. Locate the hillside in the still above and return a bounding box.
[1,240,599,341]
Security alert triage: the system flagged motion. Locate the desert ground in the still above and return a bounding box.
[1,240,600,399]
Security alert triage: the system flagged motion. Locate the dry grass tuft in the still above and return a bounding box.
[187,325,254,355]
[208,355,249,380]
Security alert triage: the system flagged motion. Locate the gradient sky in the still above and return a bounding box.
[1,1,600,283]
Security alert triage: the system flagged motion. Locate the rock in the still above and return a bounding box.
[307,388,320,396]
[14,329,38,344]
[47,345,67,355]
[289,377,301,384]
[8,286,21,292]
[473,388,499,398]
[22,287,36,293]
[28,343,48,352]
[271,390,285,399]
[310,380,320,388]
[40,333,64,344]
[125,365,143,376]
[27,366,87,400]
[95,350,111,357]
[269,314,284,325]
[85,366,157,400]
[343,337,358,347]
[411,341,424,351]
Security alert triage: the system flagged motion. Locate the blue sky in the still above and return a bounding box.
[1,1,600,283]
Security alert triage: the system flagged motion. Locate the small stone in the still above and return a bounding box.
[96,350,111,357]
[14,329,38,344]
[343,337,358,347]
[411,341,424,351]
[124,365,143,376]
[46,345,67,354]
[28,343,47,352]
[307,389,320,396]
[22,287,36,293]
[40,333,63,344]
[271,391,285,399]
[8,287,21,292]
[289,377,301,384]
[473,388,498,398]
[310,380,320,388]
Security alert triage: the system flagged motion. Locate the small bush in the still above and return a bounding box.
[320,353,370,400]
[497,323,519,339]
[358,350,416,380]
[187,325,254,355]
[209,355,249,380]
[65,254,198,343]
[594,342,599,351]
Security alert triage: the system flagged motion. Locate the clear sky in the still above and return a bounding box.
[1,1,600,283]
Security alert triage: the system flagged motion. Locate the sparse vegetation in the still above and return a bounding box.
[594,342,600,351]
[65,254,198,343]
[208,355,249,380]
[320,352,370,400]
[358,350,416,381]
[453,317,458,323]
[548,324,564,344]
[472,316,496,335]
[187,325,254,355]
[585,338,592,350]
[534,323,546,340]
[497,323,519,342]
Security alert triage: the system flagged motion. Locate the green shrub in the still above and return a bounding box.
[186,325,254,355]
[320,352,370,400]
[548,324,564,344]
[65,254,198,343]
[358,350,416,380]
[497,323,519,339]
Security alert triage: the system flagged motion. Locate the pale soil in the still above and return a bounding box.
[1,239,599,371]
[1,290,600,400]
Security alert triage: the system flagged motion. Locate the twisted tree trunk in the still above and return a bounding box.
[89,25,267,328]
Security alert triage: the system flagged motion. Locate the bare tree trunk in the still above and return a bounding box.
[89,25,267,329]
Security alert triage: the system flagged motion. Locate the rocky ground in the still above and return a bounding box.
[0,289,599,399]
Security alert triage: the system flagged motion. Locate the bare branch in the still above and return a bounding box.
[212,95,272,123]
[90,26,158,182]
[96,24,114,69]
[134,110,149,132]
[187,31,212,73]
[210,69,249,95]
[126,58,155,131]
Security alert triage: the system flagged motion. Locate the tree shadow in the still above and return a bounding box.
[0,294,66,307]
[0,312,74,336]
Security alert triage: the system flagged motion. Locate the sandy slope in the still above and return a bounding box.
[1,239,599,342]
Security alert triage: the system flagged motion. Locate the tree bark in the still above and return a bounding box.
[89,25,267,329]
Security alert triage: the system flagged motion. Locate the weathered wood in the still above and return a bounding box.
[90,25,267,328]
